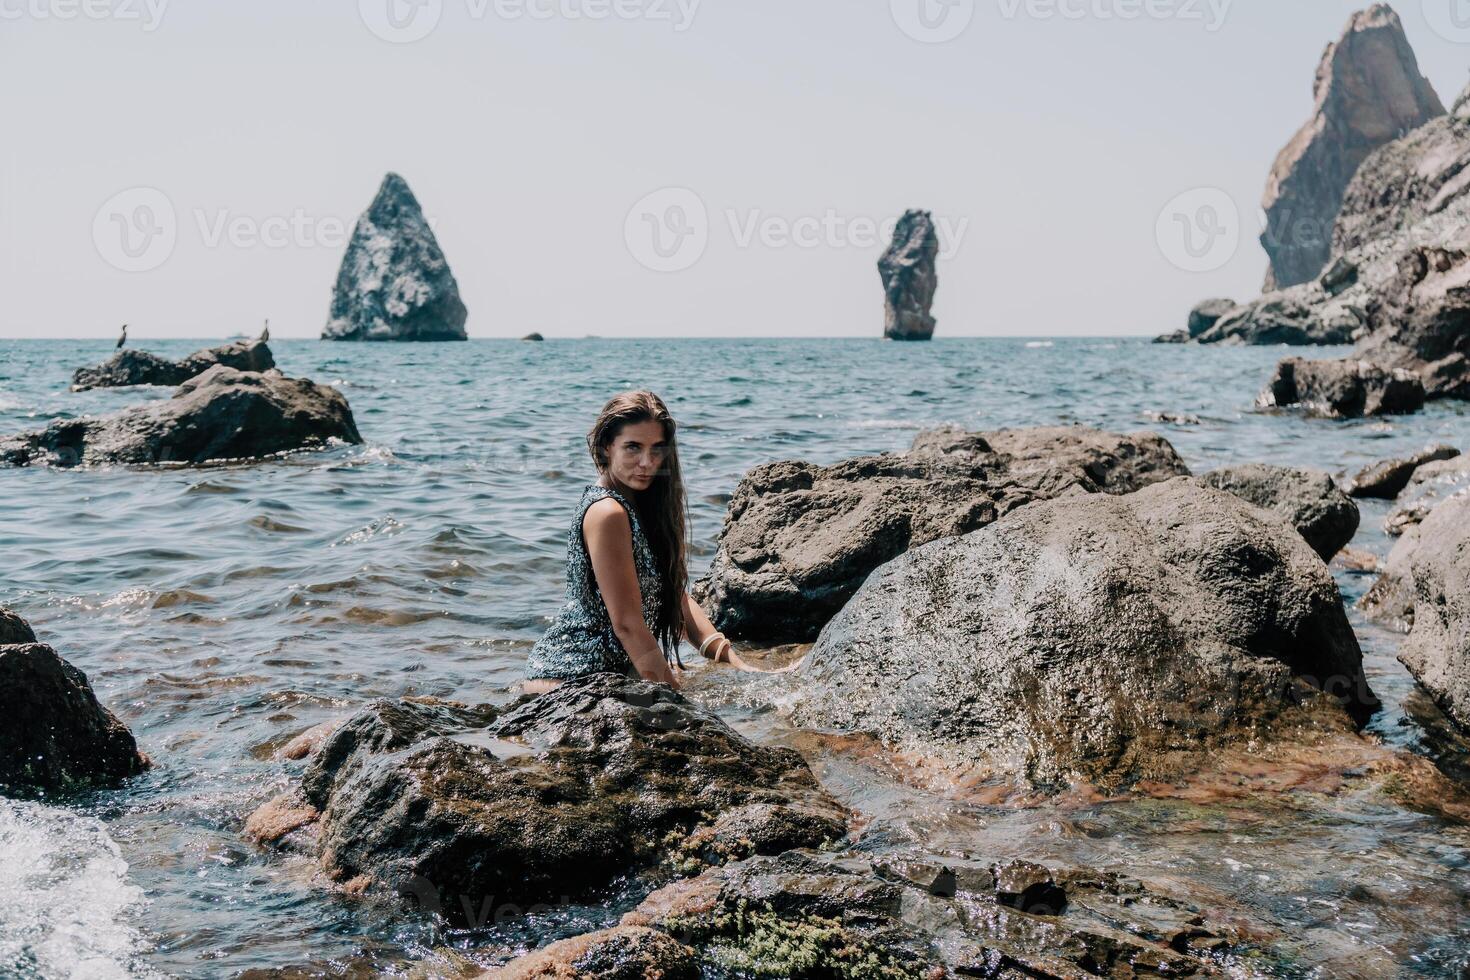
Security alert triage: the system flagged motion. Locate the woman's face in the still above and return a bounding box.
[604,419,670,492]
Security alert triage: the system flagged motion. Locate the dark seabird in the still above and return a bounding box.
[116,324,127,349]
[260,319,270,343]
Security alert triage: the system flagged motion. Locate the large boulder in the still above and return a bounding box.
[1199,464,1359,561]
[878,209,938,341]
[787,479,1378,791]
[1258,356,1425,417]
[71,340,274,391]
[323,173,468,342]
[1188,297,1237,337]
[0,366,361,467]
[0,611,149,796]
[693,425,1190,644]
[1348,444,1460,499]
[1259,4,1443,291]
[253,675,846,926]
[1394,494,1470,731]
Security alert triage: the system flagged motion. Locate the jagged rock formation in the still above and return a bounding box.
[1199,464,1359,561]
[692,425,1190,644]
[323,173,468,342]
[0,366,362,467]
[0,609,149,796]
[1258,356,1425,417]
[879,210,938,341]
[787,478,1377,791]
[1260,4,1443,290]
[247,675,846,926]
[71,340,275,391]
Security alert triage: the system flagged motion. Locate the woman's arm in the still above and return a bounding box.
[681,592,754,670]
[584,499,680,688]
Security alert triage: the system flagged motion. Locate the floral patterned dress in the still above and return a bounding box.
[525,483,666,680]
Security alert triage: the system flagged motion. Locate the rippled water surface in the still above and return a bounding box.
[2,337,1470,978]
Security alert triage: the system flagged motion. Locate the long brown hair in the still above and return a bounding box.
[586,391,688,662]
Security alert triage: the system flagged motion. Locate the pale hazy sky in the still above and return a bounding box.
[3,0,1468,339]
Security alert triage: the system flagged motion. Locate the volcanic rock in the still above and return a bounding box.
[879,210,939,341]
[1258,356,1425,417]
[72,340,275,391]
[1348,445,1461,499]
[1199,463,1359,560]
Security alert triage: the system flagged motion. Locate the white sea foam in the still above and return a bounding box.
[0,799,157,979]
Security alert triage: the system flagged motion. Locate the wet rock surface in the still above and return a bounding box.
[323,173,468,342]
[1259,4,1443,290]
[879,209,939,341]
[788,478,1377,791]
[0,610,149,796]
[0,365,362,467]
[1393,494,1470,732]
[1199,463,1359,561]
[1349,444,1460,499]
[1384,455,1470,535]
[693,425,1189,644]
[71,340,275,391]
[480,926,698,980]
[1258,356,1426,418]
[253,675,847,926]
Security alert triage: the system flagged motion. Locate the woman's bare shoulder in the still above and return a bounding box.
[583,497,632,534]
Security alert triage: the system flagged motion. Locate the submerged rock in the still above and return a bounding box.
[323,173,468,342]
[481,926,697,980]
[0,366,361,467]
[1199,463,1359,561]
[253,675,846,926]
[1395,495,1470,731]
[1258,356,1425,417]
[71,340,275,391]
[879,210,939,341]
[693,425,1189,644]
[1259,4,1443,290]
[788,478,1377,791]
[0,611,149,796]
[1348,445,1460,499]
[595,849,1249,978]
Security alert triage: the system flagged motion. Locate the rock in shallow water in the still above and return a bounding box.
[0,610,149,796]
[693,425,1189,644]
[0,365,361,467]
[71,340,274,391]
[788,478,1377,791]
[323,173,468,342]
[254,675,846,926]
[1348,444,1460,499]
[1199,463,1359,561]
[1258,356,1426,418]
[1390,494,1470,732]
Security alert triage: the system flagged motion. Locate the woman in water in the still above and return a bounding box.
[523,390,748,693]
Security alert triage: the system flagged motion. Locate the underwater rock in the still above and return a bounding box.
[1260,4,1443,290]
[323,173,467,342]
[253,675,846,926]
[879,210,939,341]
[788,478,1377,791]
[0,611,149,796]
[693,425,1189,644]
[1258,356,1426,417]
[1348,445,1460,499]
[71,340,275,391]
[481,926,698,979]
[1199,463,1359,561]
[0,365,362,467]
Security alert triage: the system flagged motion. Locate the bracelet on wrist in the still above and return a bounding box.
[698,632,725,659]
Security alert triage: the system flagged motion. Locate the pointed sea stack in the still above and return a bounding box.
[1260,4,1443,290]
[879,209,938,341]
[323,173,468,342]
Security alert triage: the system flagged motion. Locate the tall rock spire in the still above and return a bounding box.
[1260,4,1443,291]
[879,210,939,341]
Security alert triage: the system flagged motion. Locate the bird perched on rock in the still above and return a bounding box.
[116,324,127,349]
[260,319,270,343]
